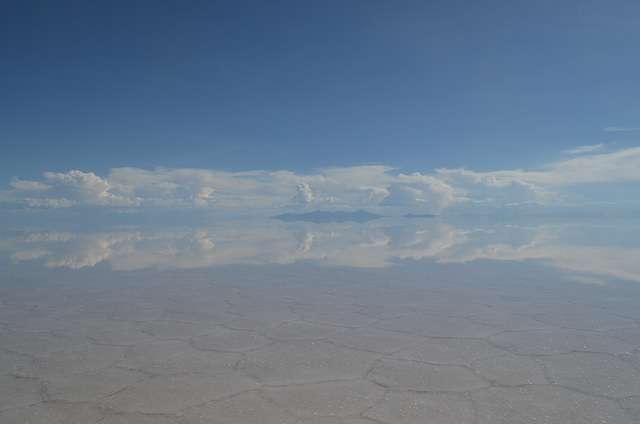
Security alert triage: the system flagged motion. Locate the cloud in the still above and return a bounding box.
[3,146,639,216]
[10,177,51,191]
[545,147,640,184]
[433,146,640,214]
[439,146,640,187]
[4,165,449,215]
[603,126,640,132]
[192,186,215,207]
[33,170,135,207]
[564,143,605,155]
[292,183,315,204]
[362,186,389,204]
[25,197,76,208]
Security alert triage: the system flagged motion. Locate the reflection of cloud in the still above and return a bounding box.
[295,230,315,252]
[441,242,640,283]
[435,221,640,283]
[567,275,606,286]
[6,218,639,284]
[40,232,141,269]
[5,220,449,270]
[11,249,52,262]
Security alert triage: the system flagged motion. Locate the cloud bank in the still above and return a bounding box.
[2,146,639,216]
[2,165,460,215]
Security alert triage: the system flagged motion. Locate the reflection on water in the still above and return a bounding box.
[2,216,640,423]
[2,216,639,284]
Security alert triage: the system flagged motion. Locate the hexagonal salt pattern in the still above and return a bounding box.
[1,263,638,423]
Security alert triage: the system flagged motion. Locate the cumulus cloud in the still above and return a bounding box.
[18,170,136,208]
[3,145,639,216]
[5,165,447,215]
[292,183,315,204]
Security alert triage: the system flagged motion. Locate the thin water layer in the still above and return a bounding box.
[1,217,639,423]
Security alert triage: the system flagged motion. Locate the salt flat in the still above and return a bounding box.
[1,258,639,424]
[1,217,639,423]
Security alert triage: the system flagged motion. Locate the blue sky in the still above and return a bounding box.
[1,0,639,217]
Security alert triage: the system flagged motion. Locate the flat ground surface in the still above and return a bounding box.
[1,259,639,423]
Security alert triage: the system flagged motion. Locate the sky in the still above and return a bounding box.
[1,0,639,218]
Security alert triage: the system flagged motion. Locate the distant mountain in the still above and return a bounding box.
[271,210,384,223]
[402,213,437,219]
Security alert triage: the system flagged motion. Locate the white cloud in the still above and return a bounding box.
[39,170,135,207]
[438,147,640,188]
[292,183,315,204]
[3,146,639,216]
[192,187,215,207]
[564,143,605,154]
[4,165,446,214]
[380,185,424,206]
[542,147,640,184]
[433,146,640,214]
[439,147,640,186]
[362,186,389,204]
[603,126,640,132]
[10,177,51,191]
